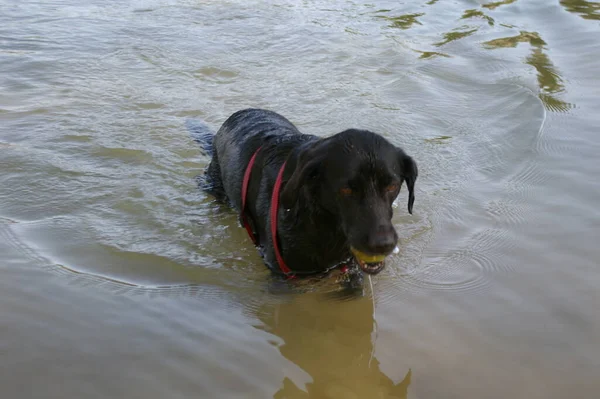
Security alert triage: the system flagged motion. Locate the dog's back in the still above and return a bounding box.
[207,109,310,210]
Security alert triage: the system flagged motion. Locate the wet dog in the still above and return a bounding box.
[189,109,417,278]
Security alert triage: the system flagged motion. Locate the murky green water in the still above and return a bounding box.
[1,1,599,398]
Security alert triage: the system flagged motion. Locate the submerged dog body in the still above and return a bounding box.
[202,109,417,276]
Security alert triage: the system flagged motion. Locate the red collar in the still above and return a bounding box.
[270,160,294,276]
[240,148,293,277]
[240,148,349,279]
[240,148,261,246]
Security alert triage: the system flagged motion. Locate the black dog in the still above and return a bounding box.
[192,109,417,278]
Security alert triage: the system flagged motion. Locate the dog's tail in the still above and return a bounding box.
[186,119,215,156]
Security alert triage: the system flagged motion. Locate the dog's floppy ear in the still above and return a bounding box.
[280,143,324,209]
[399,151,418,214]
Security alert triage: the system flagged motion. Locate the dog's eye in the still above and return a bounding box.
[340,187,352,196]
[386,183,399,193]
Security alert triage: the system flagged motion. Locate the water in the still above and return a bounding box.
[1,0,599,397]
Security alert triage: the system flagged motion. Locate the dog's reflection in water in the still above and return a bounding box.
[257,288,412,399]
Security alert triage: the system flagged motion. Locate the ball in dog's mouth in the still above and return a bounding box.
[350,248,387,275]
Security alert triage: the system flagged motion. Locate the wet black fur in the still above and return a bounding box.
[192,109,418,276]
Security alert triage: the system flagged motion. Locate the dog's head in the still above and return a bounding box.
[281,129,418,274]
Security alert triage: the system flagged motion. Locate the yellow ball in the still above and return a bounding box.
[351,248,386,264]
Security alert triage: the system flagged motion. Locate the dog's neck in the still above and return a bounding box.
[269,142,352,274]
[277,198,350,273]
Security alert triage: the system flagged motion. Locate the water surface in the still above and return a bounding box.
[1,0,600,398]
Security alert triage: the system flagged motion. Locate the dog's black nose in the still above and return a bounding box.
[366,225,398,255]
